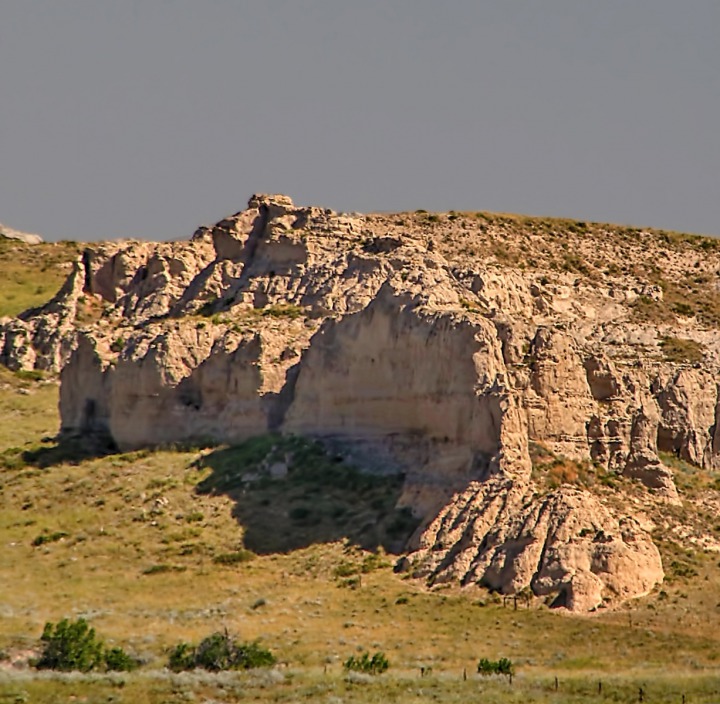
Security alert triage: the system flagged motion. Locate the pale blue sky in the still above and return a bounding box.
[2,1,719,241]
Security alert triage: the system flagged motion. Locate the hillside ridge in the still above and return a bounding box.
[4,193,720,612]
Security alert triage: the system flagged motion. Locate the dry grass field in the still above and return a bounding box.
[2,369,720,702]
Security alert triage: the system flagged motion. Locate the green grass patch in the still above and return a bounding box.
[659,336,706,364]
[0,239,79,317]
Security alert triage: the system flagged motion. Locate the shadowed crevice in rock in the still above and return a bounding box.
[266,362,301,432]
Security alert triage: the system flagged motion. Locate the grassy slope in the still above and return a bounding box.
[2,378,720,702]
[0,238,79,318]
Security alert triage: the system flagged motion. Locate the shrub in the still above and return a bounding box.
[34,619,137,673]
[260,303,304,320]
[670,560,698,579]
[338,576,362,590]
[477,657,514,679]
[672,302,695,317]
[344,651,389,675]
[104,646,140,672]
[32,531,69,547]
[361,553,388,573]
[168,642,195,672]
[35,619,104,672]
[168,631,275,672]
[334,561,359,578]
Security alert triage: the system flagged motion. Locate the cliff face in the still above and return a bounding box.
[6,194,720,611]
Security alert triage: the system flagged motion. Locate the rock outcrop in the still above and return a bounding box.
[408,478,662,612]
[6,193,720,610]
[0,222,43,245]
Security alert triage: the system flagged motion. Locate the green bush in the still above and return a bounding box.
[104,646,140,672]
[35,619,104,672]
[260,303,304,319]
[167,642,195,672]
[334,561,359,578]
[34,618,138,673]
[32,531,69,547]
[344,651,389,675]
[168,631,276,672]
[477,657,514,678]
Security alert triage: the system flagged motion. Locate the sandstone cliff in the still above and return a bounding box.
[5,194,720,611]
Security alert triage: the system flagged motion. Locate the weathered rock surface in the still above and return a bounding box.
[0,222,43,245]
[6,194,720,610]
[408,478,662,612]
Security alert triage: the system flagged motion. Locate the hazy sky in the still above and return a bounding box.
[2,1,720,241]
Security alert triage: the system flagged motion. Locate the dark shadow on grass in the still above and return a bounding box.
[19,433,117,469]
[194,434,419,555]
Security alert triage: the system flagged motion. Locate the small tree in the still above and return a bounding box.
[34,618,138,672]
[344,651,389,675]
[194,632,239,672]
[168,631,275,672]
[168,642,195,672]
[477,657,514,680]
[35,619,104,672]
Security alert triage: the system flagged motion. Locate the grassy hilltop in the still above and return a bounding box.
[0,238,80,319]
[2,227,720,702]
